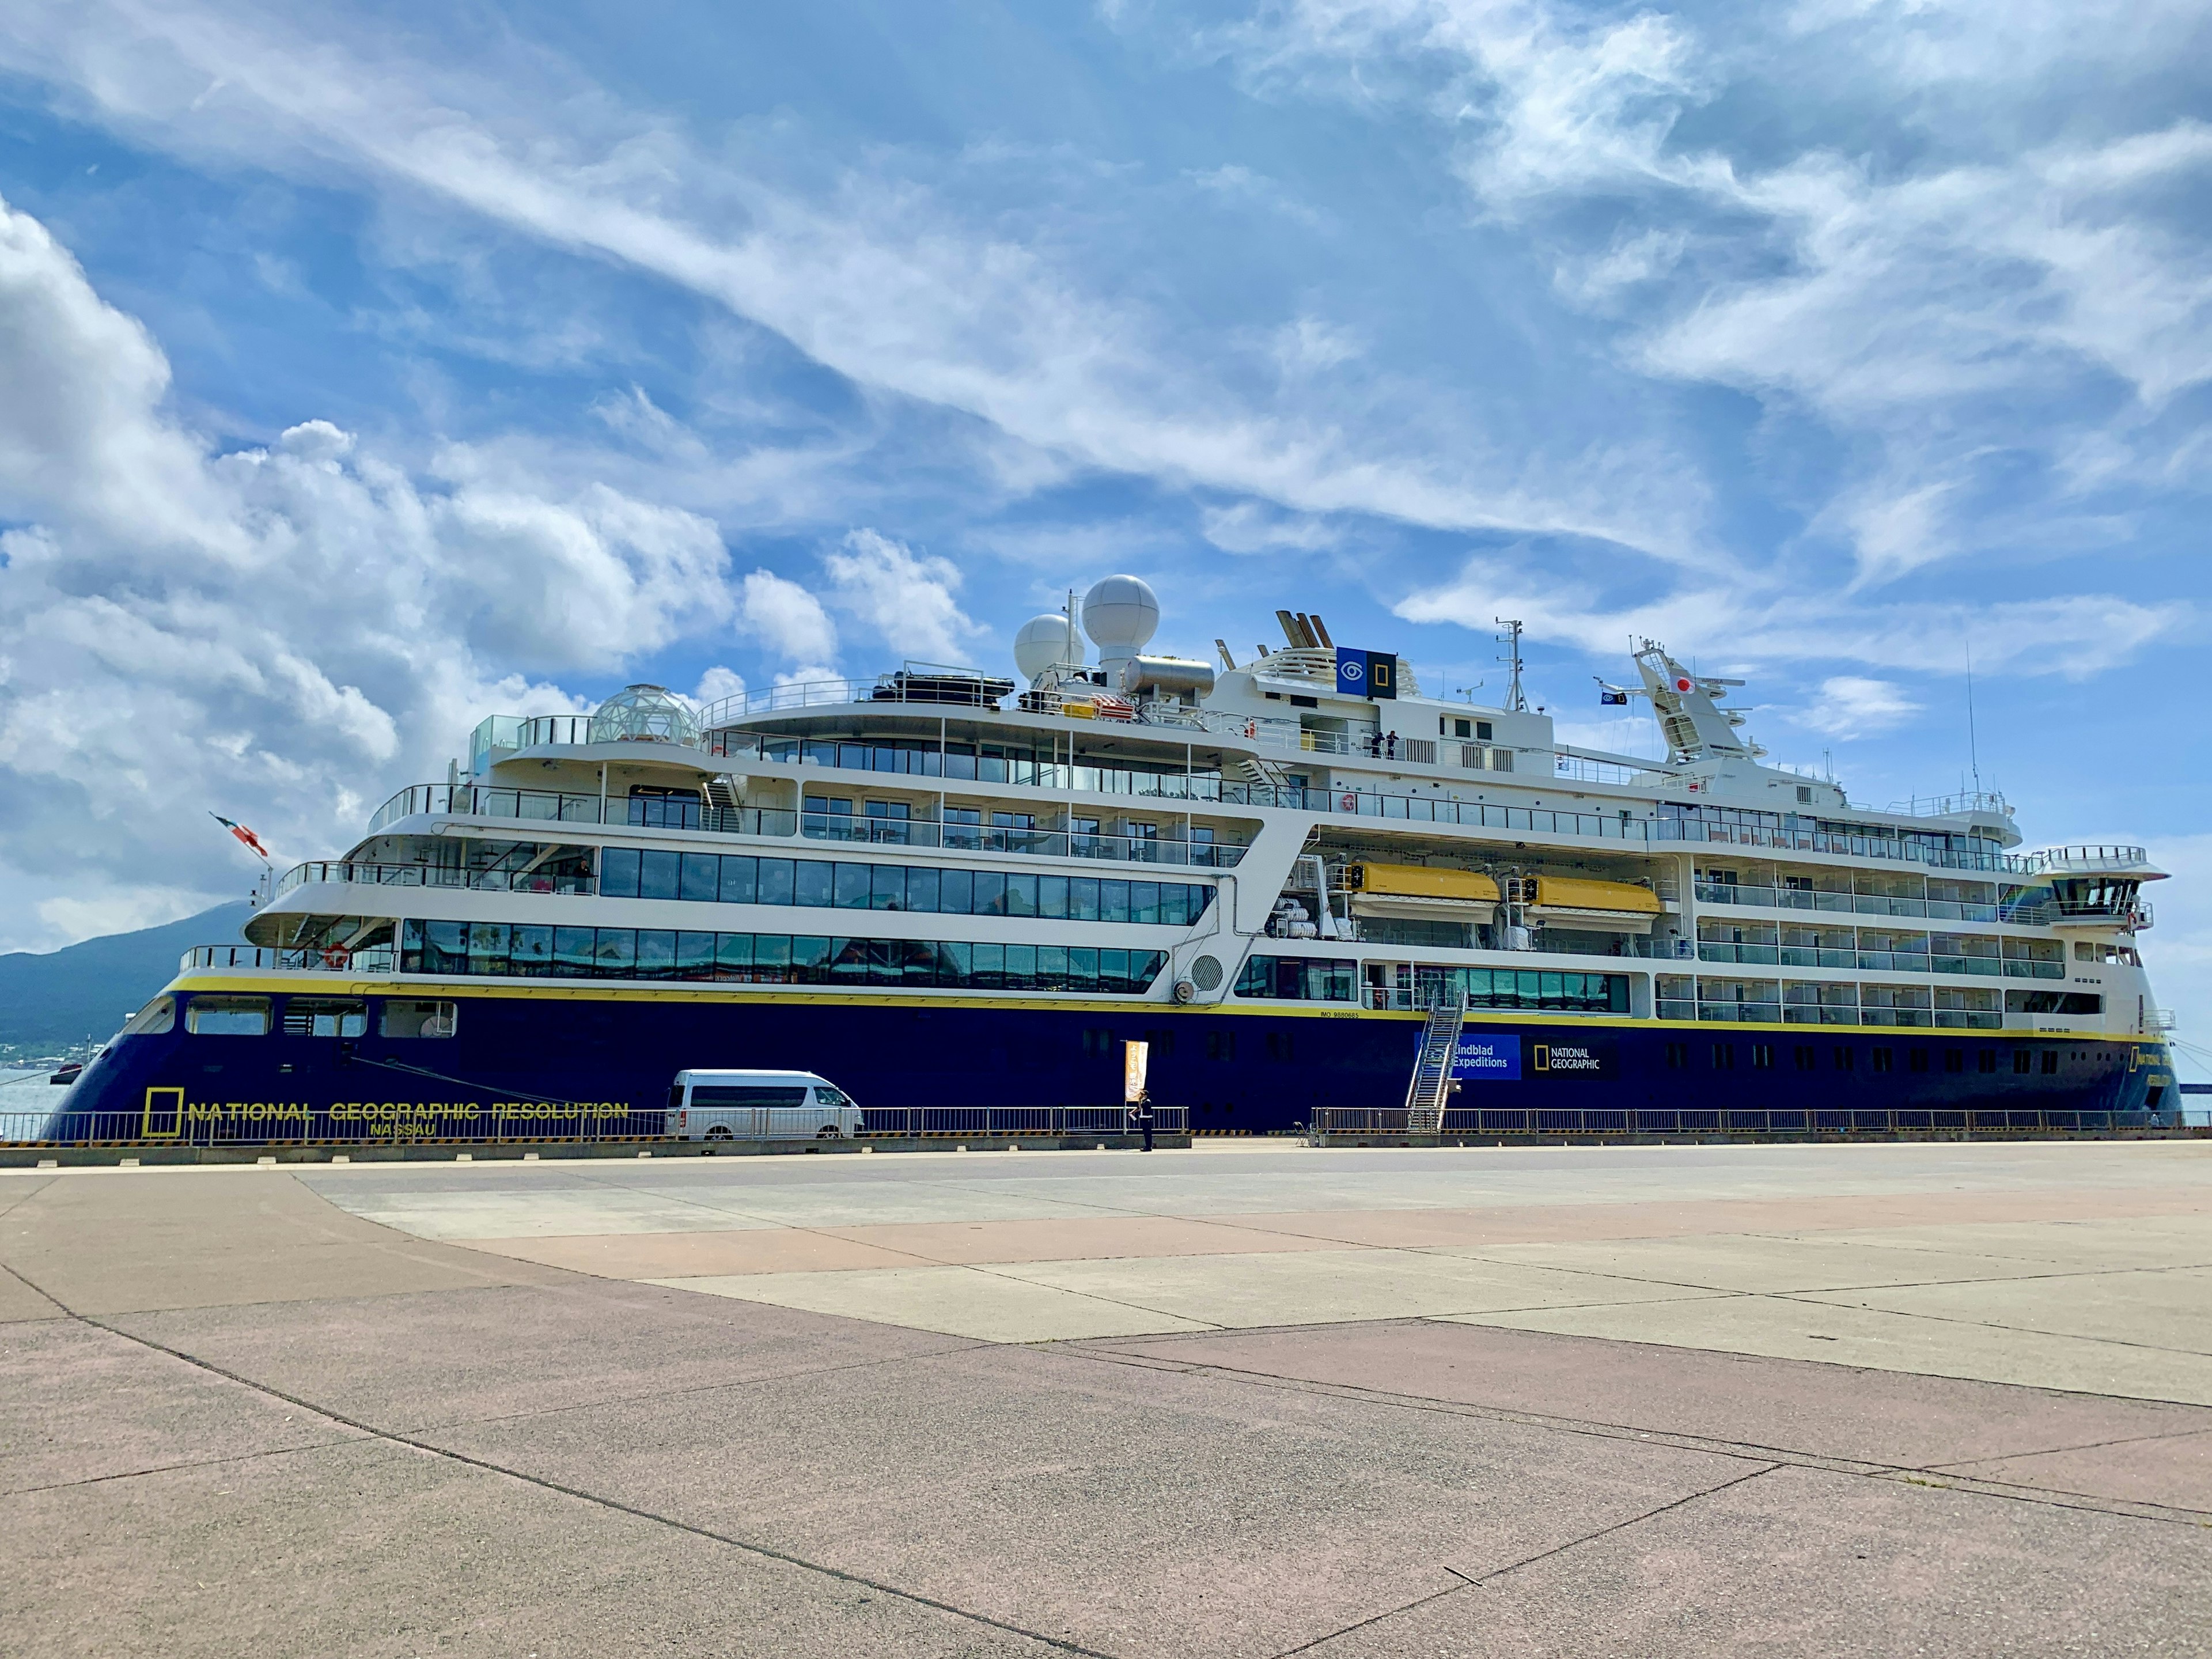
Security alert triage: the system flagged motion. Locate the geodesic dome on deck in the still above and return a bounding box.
[588,684,699,746]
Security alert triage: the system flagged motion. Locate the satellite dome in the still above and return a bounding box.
[1081,575,1160,654]
[1013,613,1085,681]
[588,684,700,747]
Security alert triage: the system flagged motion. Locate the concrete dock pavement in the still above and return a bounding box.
[3,1139,2210,1656]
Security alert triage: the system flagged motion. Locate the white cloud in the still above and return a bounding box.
[0,0,1698,559]
[0,191,739,950]
[1395,556,2181,681]
[689,665,746,709]
[823,529,980,665]
[736,569,838,666]
[1790,676,1923,738]
[1200,0,2212,586]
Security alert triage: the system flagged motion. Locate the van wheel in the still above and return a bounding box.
[706,1126,733,1141]
[816,1124,842,1139]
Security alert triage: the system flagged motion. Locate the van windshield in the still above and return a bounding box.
[813,1086,851,1107]
[691,1086,808,1108]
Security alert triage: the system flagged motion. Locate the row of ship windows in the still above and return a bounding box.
[1665,1042,2084,1075]
[1234,956,1633,1014]
[597,847,1213,925]
[400,921,1167,992]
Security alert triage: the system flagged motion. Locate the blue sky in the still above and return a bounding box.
[0,1,2206,1057]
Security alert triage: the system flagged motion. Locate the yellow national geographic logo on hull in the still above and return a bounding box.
[137,1094,631,1139]
[142,1087,184,1138]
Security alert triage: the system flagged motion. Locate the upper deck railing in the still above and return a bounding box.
[2020,844,2151,875]
[369,770,2039,876]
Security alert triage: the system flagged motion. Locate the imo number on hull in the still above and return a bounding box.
[58,577,2179,1143]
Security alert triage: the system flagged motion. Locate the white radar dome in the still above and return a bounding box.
[1081,575,1160,654]
[1013,613,1085,681]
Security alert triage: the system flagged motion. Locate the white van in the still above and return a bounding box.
[666,1070,864,1142]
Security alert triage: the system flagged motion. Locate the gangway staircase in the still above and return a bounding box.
[1228,751,1297,794]
[1402,991,1466,1134]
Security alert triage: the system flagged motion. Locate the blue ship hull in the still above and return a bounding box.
[46,982,2178,1144]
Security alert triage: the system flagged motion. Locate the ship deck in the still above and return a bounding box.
[6,1139,2210,1654]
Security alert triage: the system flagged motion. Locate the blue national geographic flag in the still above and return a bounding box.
[1335,648,1398,700]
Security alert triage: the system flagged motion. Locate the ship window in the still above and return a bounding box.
[1834,1046,1854,1072]
[1266,1031,1294,1063]
[187,995,271,1036]
[1454,718,1472,738]
[282,999,366,1039]
[1793,1044,1815,1071]
[1664,1043,1687,1069]
[794,859,833,907]
[1980,1048,1998,1073]
[680,854,720,902]
[121,997,176,1036]
[1872,1047,1892,1073]
[2041,1050,2059,1074]
[639,850,681,901]
[1945,1048,1963,1073]
[1209,1031,1236,1061]
[1910,1048,1929,1073]
[2014,1049,2032,1073]
[600,846,641,897]
[1751,1044,1772,1069]
[1082,1028,1113,1057]
[834,863,872,909]
[382,1001,457,1039]
[1710,1043,1734,1070]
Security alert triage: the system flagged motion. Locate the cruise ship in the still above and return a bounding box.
[58,577,2179,1145]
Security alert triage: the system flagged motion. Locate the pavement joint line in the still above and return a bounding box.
[1433,1243,2212,1304]
[1052,1335,2212,1528]
[1260,1465,1779,1658]
[384,1336,995,1438]
[1763,1288,2212,1365]
[2,1437,378,1500]
[1919,1424,2212,1476]
[3,1262,1122,1659]
[0,1175,57,1223]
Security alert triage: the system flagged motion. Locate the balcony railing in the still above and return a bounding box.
[1654,997,2002,1029]
[278,861,593,897]
[183,945,396,972]
[369,783,797,840]
[799,813,1248,867]
[2022,844,2150,874]
[1692,882,2002,922]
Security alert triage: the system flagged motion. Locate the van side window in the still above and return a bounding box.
[382,1001,457,1039]
[187,996,271,1036]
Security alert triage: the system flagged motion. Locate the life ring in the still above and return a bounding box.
[321,945,351,971]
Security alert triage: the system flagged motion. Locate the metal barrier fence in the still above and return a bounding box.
[859,1105,1185,1139]
[5,1104,1186,1148]
[1310,1106,2166,1138]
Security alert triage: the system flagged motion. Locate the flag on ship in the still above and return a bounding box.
[210,813,271,860]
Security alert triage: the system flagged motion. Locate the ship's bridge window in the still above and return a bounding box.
[187,995,271,1036]
[282,998,368,1038]
[382,1000,458,1039]
[121,997,176,1036]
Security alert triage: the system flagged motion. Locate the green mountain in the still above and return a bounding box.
[0,903,253,1053]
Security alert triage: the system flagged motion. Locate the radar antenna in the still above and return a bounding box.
[1495,619,1526,713]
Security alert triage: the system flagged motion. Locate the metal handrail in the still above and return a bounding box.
[1308,1104,2166,1140]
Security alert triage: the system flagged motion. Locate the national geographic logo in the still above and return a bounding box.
[1532,1041,1612,1078]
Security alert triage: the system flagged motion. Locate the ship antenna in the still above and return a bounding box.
[1495,618,1526,713]
[1964,634,1983,798]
